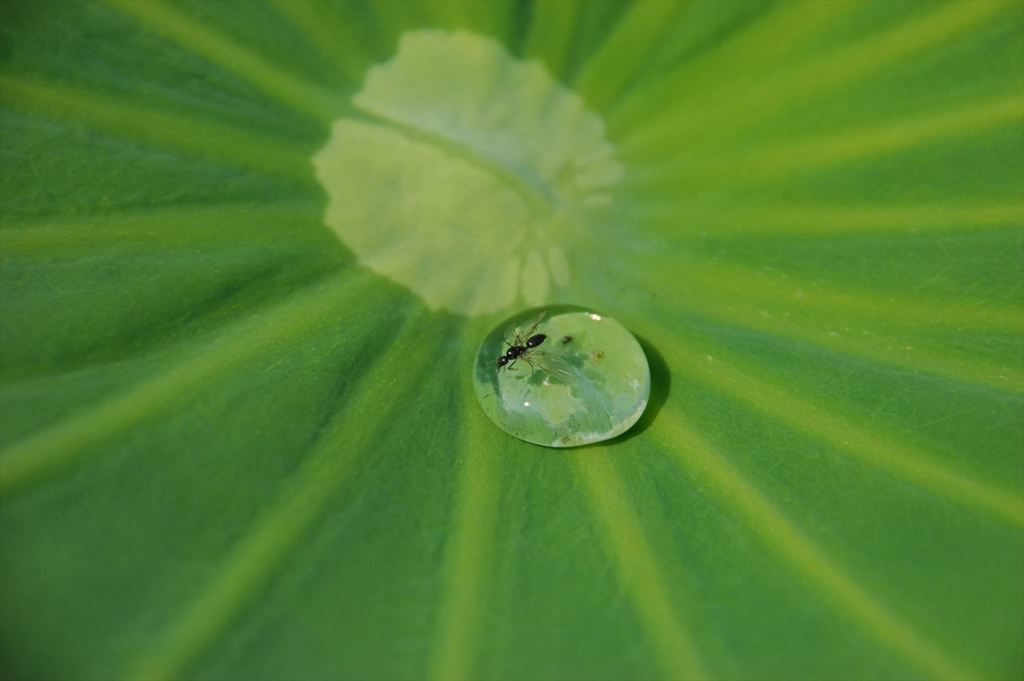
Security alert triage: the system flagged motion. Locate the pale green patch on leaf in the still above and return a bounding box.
[314,30,622,315]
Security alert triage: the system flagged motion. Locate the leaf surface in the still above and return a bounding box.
[1,2,1022,680]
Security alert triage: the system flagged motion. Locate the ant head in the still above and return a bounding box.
[496,355,509,367]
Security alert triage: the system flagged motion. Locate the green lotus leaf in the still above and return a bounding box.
[1,1,1022,680]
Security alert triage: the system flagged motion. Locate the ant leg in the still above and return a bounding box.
[533,352,572,379]
[524,356,549,375]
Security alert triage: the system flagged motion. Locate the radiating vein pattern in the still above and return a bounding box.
[265,0,368,88]
[523,0,581,77]
[655,413,979,681]
[0,270,382,494]
[0,202,324,256]
[127,312,446,681]
[574,452,706,680]
[620,0,1011,152]
[642,287,1024,394]
[103,0,341,124]
[0,1,1022,680]
[0,75,311,181]
[608,0,857,125]
[572,0,684,112]
[633,95,1024,189]
[430,343,504,681]
[644,258,1024,335]
[627,201,1024,237]
[657,334,1024,527]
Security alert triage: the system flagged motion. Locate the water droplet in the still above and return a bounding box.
[473,306,650,447]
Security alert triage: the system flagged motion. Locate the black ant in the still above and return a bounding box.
[496,314,547,370]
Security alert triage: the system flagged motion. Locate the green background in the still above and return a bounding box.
[1,1,1022,680]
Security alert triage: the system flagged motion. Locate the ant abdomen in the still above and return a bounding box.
[496,315,549,372]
